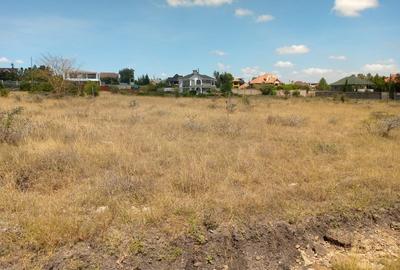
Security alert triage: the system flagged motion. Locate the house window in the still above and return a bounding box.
[196,80,201,85]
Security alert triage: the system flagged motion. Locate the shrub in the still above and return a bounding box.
[225,96,237,114]
[0,107,31,145]
[364,112,400,137]
[260,85,276,95]
[0,88,10,97]
[129,100,138,109]
[283,90,291,99]
[19,82,53,92]
[84,82,100,97]
[266,114,306,127]
[292,90,301,97]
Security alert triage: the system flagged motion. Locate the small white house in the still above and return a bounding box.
[63,70,100,83]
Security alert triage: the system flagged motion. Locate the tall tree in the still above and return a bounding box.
[41,54,76,95]
[213,71,221,88]
[119,68,135,84]
[219,72,234,93]
[317,77,330,90]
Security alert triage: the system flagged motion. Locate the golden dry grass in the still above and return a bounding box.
[0,92,399,263]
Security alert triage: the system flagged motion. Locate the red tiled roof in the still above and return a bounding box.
[250,73,281,85]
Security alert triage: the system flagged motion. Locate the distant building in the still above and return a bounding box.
[179,70,216,94]
[330,75,374,92]
[166,74,183,87]
[232,78,245,89]
[385,73,400,84]
[99,72,120,85]
[249,73,281,88]
[64,70,100,83]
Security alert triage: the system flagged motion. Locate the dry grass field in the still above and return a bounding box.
[0,92,399,269]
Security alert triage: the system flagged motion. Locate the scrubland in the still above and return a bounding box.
[0,92,399,269]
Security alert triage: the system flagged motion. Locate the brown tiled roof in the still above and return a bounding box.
[385,73,400,83]
[100,72,119,79]
[250,73,281,85]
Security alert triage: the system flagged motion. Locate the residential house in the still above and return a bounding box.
[100,72,120,85]
[166,74,182,87]
[385,73,400,84]
[232,78,245,89]
[179,70,216,94]
[249,73,281,88]
[330,75,374,92]
[63,70,100,83]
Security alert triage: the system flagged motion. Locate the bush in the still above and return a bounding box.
[0,88,10,97]
[260,85,276,95]
[266,114,307,127]
[364,112,400,137]
[0,107,31,145]
[84,82,100,97]
[19,81,53,93]
[292,90,301,97]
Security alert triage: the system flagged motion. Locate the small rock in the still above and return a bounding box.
[222,265,229,270]
[193,262,202,267]
[301,250,313,267]
[95,206,108,213]
[296,244,301,249]
[255,256,261,261]
[323,229,353,248]
[390,222,400,231]
[312,243,327,257]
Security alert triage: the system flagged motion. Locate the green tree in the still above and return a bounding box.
[318,77,330,90]
[136,74,150,85]
[213,71,221,88]
[119,68,135,84]
[219,73,234,94]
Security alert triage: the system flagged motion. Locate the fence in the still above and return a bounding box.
[315,91,385,100]
[0,80,20,89]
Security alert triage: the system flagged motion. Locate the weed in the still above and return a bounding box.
[266,114,307,127]
[0,107,31,145]
[129,100,138,109]
[183,114,206,132]
[225,96,237,114]
[313,142,339,155]
[188,217,207,245]
[129,239,144,255]
[364,112,400,137]
[0,88,10,97]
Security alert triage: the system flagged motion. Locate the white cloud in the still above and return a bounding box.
[256,14,274,23]
[235,8,253,17]
[303,68,333,75]
[329,55,347,61]
[276,45,310,55]
[167,0,232,7]
[275,61,294,68]
[0,57,11,63]
[211,50,227,56]
[217,62,230,71]
[290,68,350,83]
[333,0,379,17]
[15,59,24,64]
[241,66,265,80]
[363,63,398,73]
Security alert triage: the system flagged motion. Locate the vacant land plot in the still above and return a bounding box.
[0,93,399,269]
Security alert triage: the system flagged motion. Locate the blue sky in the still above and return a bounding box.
[0,0,399,82]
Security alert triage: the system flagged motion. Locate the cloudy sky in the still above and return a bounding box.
[0,0,399,82]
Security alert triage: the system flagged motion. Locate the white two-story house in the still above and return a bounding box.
[179,70,216,94]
